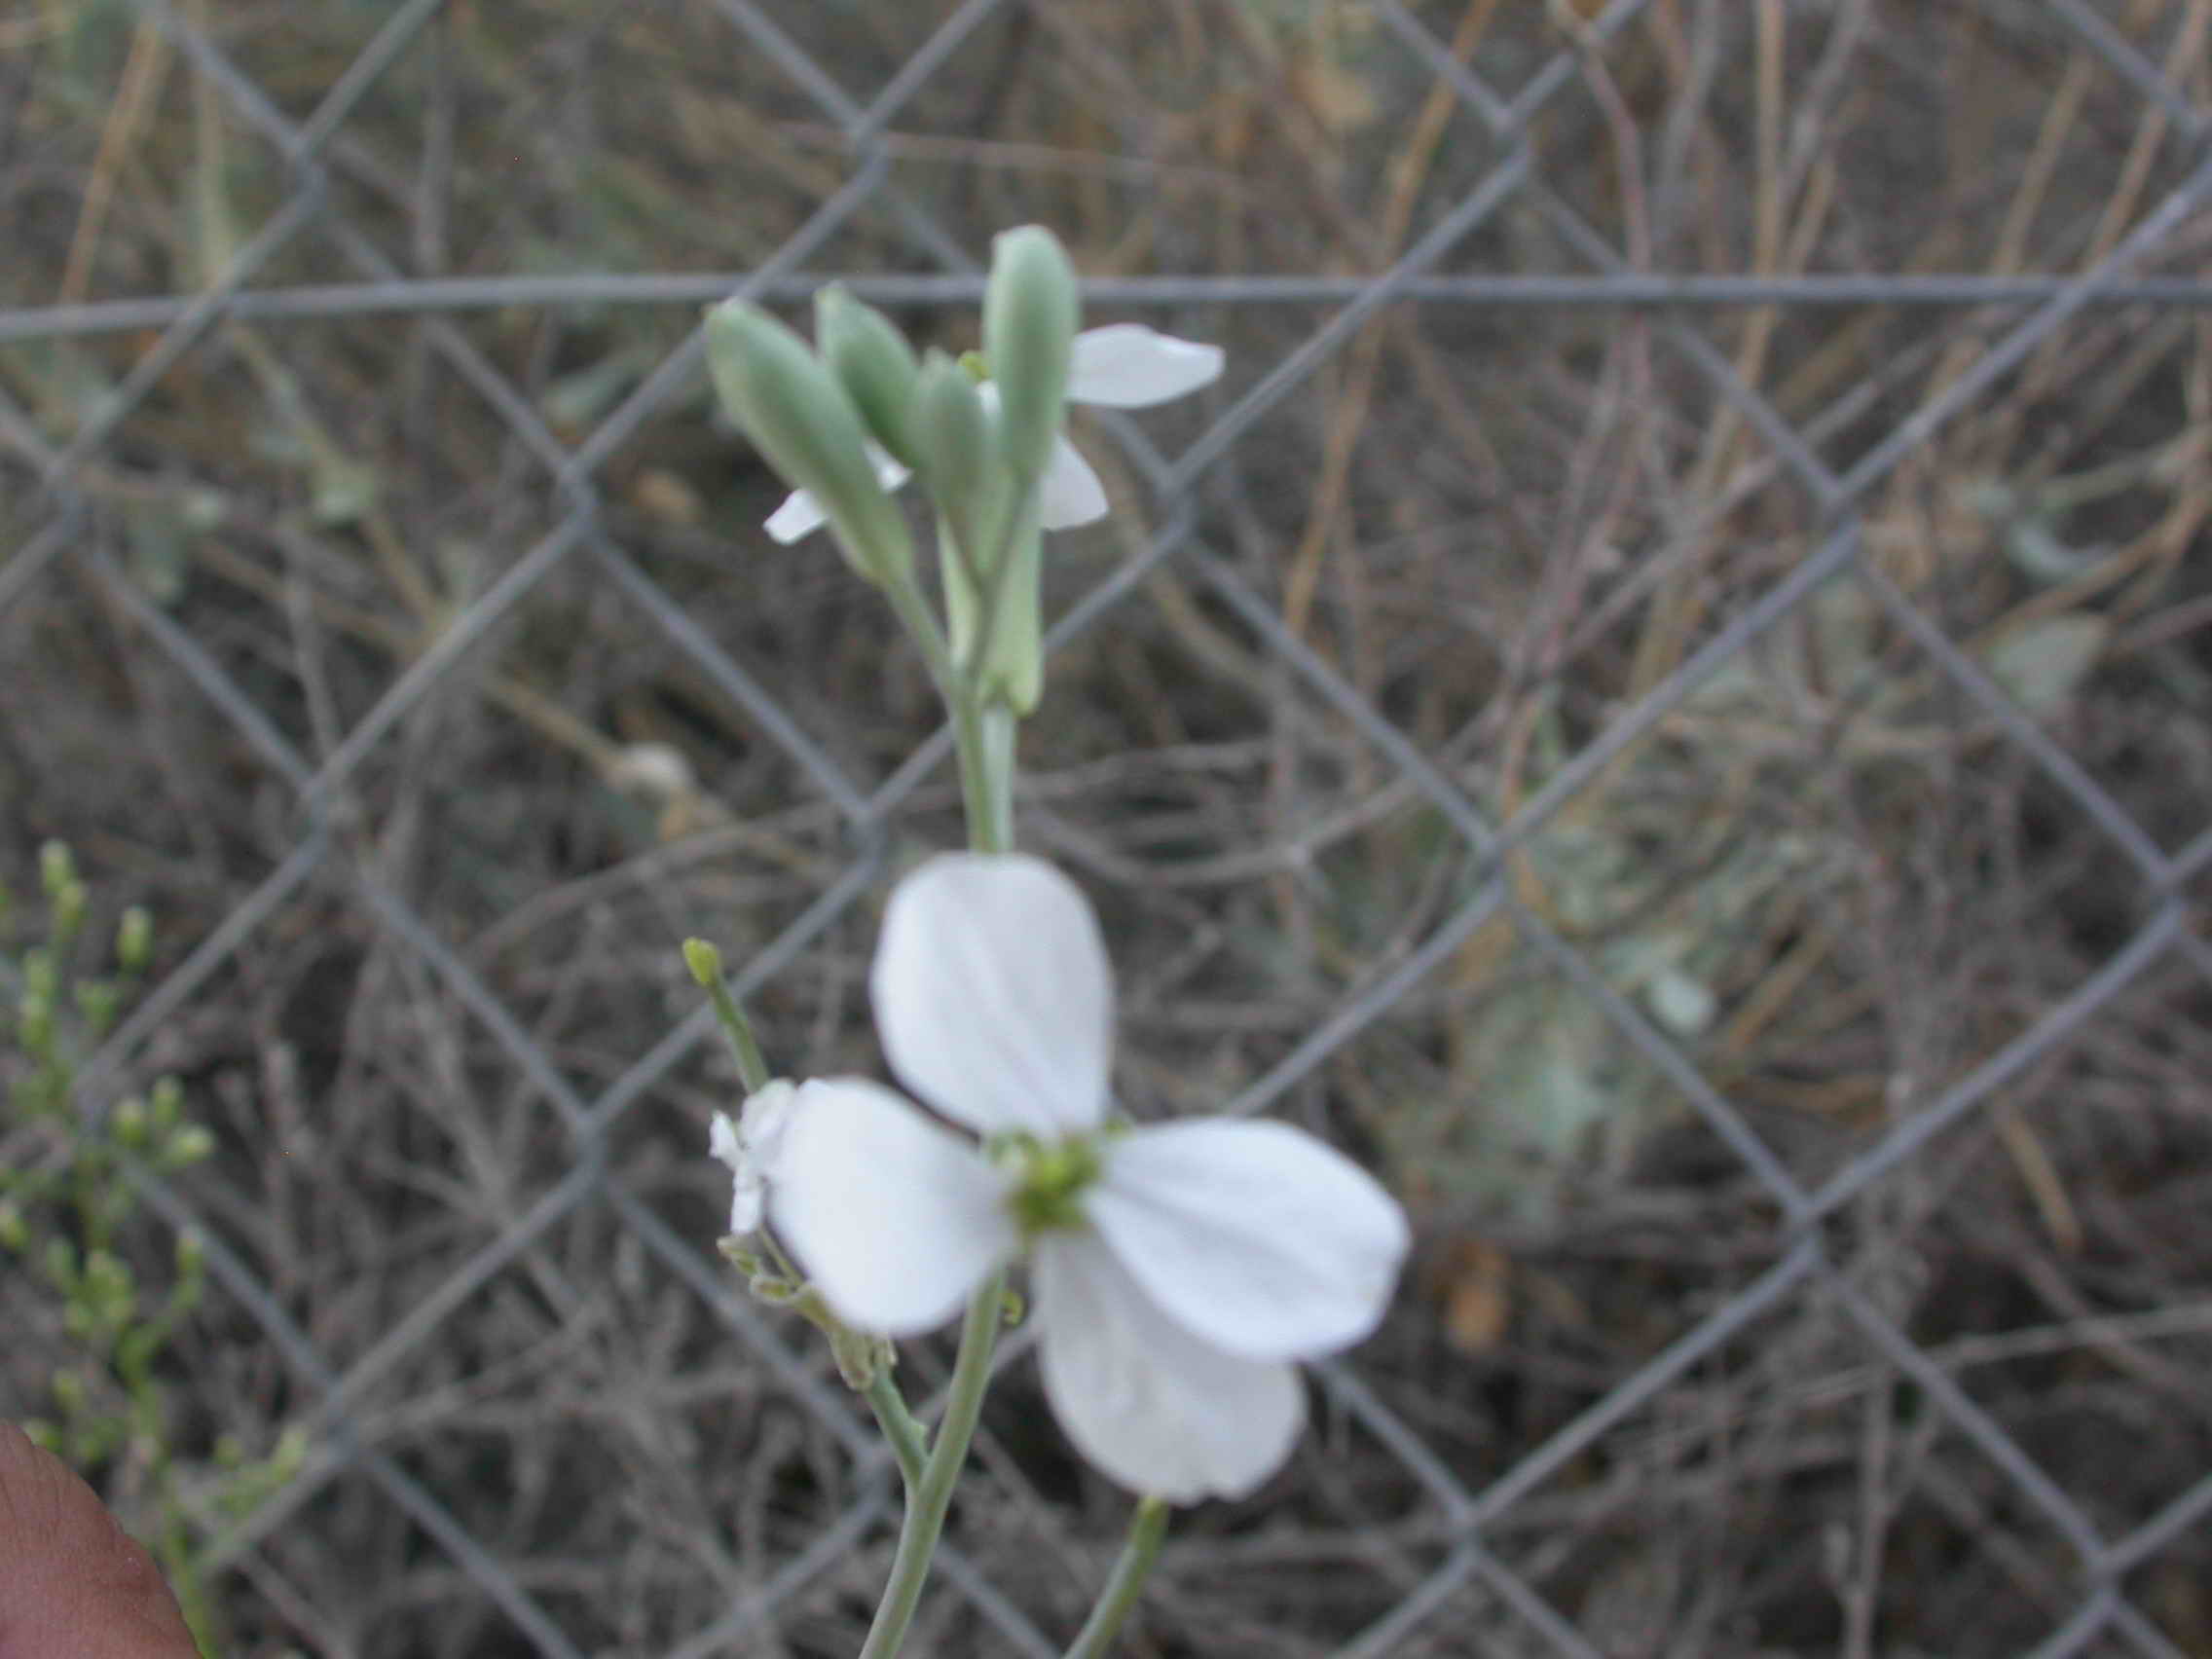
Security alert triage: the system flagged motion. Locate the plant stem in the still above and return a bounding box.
[856,1267,1008,1659]
[697,967,771,1094]
[854,516,1021,1657]
[977,704,1017,853]
[1063,1496,1170,1659]
[881,568,958,704]
[864,1371,928,1492]
[953,697,1005,856]
[698,946,936,1496]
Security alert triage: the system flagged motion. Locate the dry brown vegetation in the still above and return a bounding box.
[4,1,2211,1654]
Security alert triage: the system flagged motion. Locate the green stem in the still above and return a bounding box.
[1063,1496,1170,1659]
[695,945,937,1498]
[959,475,1039,692]
[881,567,958,704]
[953,697,1006,856]
[697,966,772,1094]
[977,705,1017,853]
[864,1371,929,1492]
[854,507,1023,1658]
[856,1267,1008,1659]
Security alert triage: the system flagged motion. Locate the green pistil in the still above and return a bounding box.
[957,350,990,385]
[1006,1135,1102,1236]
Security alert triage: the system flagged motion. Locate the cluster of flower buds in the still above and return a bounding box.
[704,226,1221,715]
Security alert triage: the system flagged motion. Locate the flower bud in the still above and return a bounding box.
[682,938,723,990]
[942,485,1045,714]
[38,840,75,901]
[53,881,86,941]
[117,905,154,973]
[816,286,921,466]
[705,299,915,588]
[982,226,1079,480]
[114,1094,150,1150]
[911,350,990,524]
[984,519,1045,715]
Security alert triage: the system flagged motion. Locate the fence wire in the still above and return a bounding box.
[4,0,2210,1654]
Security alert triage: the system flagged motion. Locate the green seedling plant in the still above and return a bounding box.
[688,228,1411,1659]
[0,842,305,1658]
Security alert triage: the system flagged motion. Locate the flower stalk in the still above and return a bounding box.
[1064,1496,1169,1659]
[857,1266,1008,1659]
[696,225,1324,1656]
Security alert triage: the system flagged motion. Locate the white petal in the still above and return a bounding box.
[1088,1118,1409,1362]
[709,1112,741,1168]
[765,489,829,544]
[768,1078,1014,1334]
[761,446,911,544]
[729,1171,767,1235]
[871,854,1114,1138]
[738,1080,798,1171]
[1067,325,1224,408]
[1037,437,1110,530]
[1035,1234,1304,1503]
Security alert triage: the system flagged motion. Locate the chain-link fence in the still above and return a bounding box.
[5,0,2211,1653]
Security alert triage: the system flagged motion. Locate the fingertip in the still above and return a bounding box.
[0,1419,202,1659]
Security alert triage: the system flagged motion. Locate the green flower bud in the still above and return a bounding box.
[984,516,1045,715]
[175,1226,206,1282]
[38,841,75,902]
[53,881,87,941]
[816,286,921,466]
[0,1200,24,1251]
[166,1124,215,1167]
[117,906,153,973]
[705,299,915,588]
[50,1371,87,1416]
[912,350,991,529]
[982,226,1079,480]
[942,486,1046,715]
[681,938,723,990]
[85,1248,133,1306]
[114,1095,150,1150]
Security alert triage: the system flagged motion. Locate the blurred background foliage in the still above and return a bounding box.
[3,1,2210,1653]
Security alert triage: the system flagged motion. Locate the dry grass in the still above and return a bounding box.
[4,1,2211,1654]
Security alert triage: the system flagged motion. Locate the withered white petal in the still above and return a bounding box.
[709,1080,799,1235]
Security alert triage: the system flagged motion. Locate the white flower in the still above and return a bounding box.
[764,325,1224,545]
[769,855,1409,1504]
[709,1080,798,1235]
